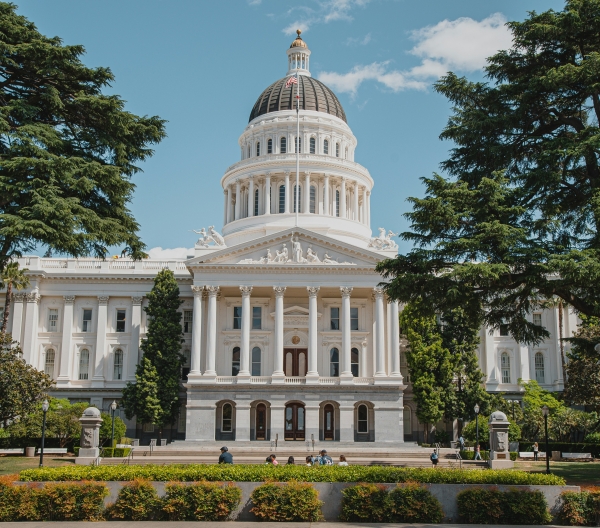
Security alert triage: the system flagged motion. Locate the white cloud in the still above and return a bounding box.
[247,0,262,5]
[281,0,370,35]
[318,13,512,95]
[346,32,371,46]
[283,21,311,36]
[147,247,194,260]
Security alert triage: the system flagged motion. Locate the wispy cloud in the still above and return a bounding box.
[247,0,262,5]
[319,13,512,95]
[147,247,194,260]
[346,32,371,46]
[282,0,371,35]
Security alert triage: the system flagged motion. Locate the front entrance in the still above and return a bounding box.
[284,403,305,440]
[324,404,335,440]
[256,403,267,440]
[284,348,307,377]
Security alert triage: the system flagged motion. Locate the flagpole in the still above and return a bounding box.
[295,71,299,228]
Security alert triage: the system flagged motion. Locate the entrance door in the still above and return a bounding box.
[284,403,305,440]
[256,403,267,440]
[324,404,335,440]
[284,348,307,377]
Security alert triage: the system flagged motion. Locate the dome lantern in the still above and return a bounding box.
[286,30,311,77]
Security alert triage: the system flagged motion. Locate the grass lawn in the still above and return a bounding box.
[517,460,600,487]
[0,455,76,476]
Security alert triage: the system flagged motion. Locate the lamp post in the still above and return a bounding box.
[110,401,117,449]
[542,405,550,474]
[509,400,517,421]
[474,403,480,453]
[39,399,49,468]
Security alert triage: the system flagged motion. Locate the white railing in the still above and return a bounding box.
[250,376,270,384]
[215,376,237,384]
[354,377,374,385]
[284,376,306,385]
[109,260,135,269]
[142,261,172,270]
[318,377,340,385]
[76,260,101,269]
[43,260,67,268]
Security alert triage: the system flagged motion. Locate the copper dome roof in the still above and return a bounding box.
[249,75,347,123]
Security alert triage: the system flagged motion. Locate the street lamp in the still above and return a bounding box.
[39,399,49,468]
[541,405,550,474]
[110,401,117,449]
[509,400,518,421]
[474,403,480,455]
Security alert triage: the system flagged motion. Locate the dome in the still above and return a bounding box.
[249,75,347,123]
[290,29,307,48]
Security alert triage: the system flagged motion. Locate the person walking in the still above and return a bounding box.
[318,449,333,465]
[474,444,482,460]
[459,435,465,451]
[218,446,233,464]
[430,449,439,467]
[338,455,349,466]
[533,442,539,461]
[287,456,295,465]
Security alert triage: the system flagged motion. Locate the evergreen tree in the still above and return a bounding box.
[122,270,183,436]
[1,262,29,333]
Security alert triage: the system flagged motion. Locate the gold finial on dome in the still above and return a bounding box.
[290,29,307,48]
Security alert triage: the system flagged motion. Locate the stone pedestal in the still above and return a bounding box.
[488,410,514,469]
[76,407,103,465]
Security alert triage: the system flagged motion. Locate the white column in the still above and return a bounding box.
[304,172,311,213]
[226,185,232,223]
[234,180,241,220]
[374,287,386,377]
[323,174,330,215]
[340,287,353,383]
[361,340,368,377]
[353,182,359,220]
[238,286,252,379]
[129,296,142,381]
[272,286,286,382]
[265,173,271,215]
[57,295,75,384]
[340,178,347,218]
[306,287,320,383]
[367,191,371,228]
[204,286,219,378]
[284,172,290,213]
[223,190,227,226]
[390,300,401,377]
[362,187,368,225]
[22,292,40,365]
[248,177,254,217]
[189,286,203,379]
[93,296,109,385]
[9,293,25,343]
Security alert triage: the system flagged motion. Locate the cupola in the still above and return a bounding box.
[286,30,311,77]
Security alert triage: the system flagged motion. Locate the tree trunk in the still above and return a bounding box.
[2,281,12,334]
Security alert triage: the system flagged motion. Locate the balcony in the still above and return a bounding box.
[210,376,375,385]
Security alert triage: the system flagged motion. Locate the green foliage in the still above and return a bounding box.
[457,488,552,525]
[584,432,600,443]
[19,464,566,485]
[378,0,600,344]
[0,334,53,427]
[99,413,127,446]
[558,490,600,526]
[250,481,322,522]
[462,415,521,443]
[122,269,184,430]
[105,480,161,521]
[162,481,241,521]
[564,322,600,411]
[1,262,29,333]
[340,483,389,522]
[101,447,132,458]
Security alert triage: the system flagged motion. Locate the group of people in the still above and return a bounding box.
[218,447,348,466]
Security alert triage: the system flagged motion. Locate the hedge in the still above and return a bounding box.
[73,447,132,458]
[519,442,600,458]
[460,451,518,461]
[105,479,161,521]
[162,481,242,521]
[250,481,322,522]
[457,488,553,525]
[558,490,600,526]
[19,464,566,485]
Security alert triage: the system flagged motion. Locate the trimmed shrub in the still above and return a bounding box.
[457,488,552,525]
[105,479,161,520]
[101,447,132,458]
[340,483,390,522]
[583,433,600,444]
[162,481,241,521]
[19,464,566,485]
[0,475,37,521]
[558,490,600,526]
[388,482,444,523]
[250,481,323,522]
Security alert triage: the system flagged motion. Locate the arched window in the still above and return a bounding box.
[267,138,273,154]
[309,137,316,154]
[335,143,340,157]
[256,142,260,156]
[293,185,301,213]
[501,352,511,383]
[295,136,301,153]
[279,185,286,213]
[44,349,55,378]
[79,349,90,380]
[182,348,191,380]
[323,139,329,155]
[113,348,123,380]
[252,346,261,376]
[357,404,368,433]
[330,347,339,377]
[254,188,259,216]
[335,190,340,217]
[535,352,545,383]
[310,185,316,213]
[222,403,233,432]
[351,347,359,377]
[232,347,240,376]
[280,136,287,153]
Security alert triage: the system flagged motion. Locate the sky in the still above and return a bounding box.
[15,0,565,258]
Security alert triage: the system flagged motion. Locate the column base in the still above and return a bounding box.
[91,378,105,388]
[55,378,71,388]
[305,373,320,385]
[271,373,285,385]
[236,373,251,384]
[340,373,354,385]
[186,372,204,384]
[373,376,405,386]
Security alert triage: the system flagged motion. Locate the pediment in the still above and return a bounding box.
[186,228,384,269]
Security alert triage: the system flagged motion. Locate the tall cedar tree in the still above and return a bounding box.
[378,0,600,345]
[122,270,183,434]
[0,3,166,272]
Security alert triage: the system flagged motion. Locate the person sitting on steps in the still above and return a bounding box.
[430,449,439,467]
[218,446,233,464]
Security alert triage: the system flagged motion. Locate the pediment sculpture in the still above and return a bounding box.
[193,226,226,248]
[368,227,398,250]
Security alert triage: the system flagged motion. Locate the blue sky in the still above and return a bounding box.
[16,0,564,257]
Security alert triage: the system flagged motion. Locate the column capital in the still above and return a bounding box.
[340,286,353,298]
[206,286,220,297]
[373,286,385,298]
[266,171,272,177]
[191,286,204,297]
[13,293,26,303]
[98,296,110,305]
[304,171,311,177]
[284,171,291,177]
[26,292,40,304]
[63,295,76,305]
[324,172,330,178]
[273,286,287,297]
[240,286,253,296]
[132,296,143,306]
[307,286,320,297]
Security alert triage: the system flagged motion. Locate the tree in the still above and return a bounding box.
[0,3,166,273]
[520,380,564,441]
[462,414,521,444]
[121,270,183,438]
[377,0,600,344]
[0,262,29,333]
[0,333,53,427]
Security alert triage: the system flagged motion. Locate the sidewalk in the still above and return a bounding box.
[0,523,570,527]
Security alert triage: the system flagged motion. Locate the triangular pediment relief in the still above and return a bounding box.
[186,228,384,269]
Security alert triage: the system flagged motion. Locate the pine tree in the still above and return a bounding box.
[121,270,183,437]
[1,262,29,334]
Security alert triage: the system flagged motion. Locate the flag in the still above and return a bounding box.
[285,74,298,88]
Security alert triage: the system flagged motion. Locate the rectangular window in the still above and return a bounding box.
[48,308,59,331]
[252,306,262,329]
[533,313,542,327]
[330,307,340,330]
[310,186,316,213]
[183,310,193,333]
[82,309,92,332]
[116,309,126,332]
[79,349,90,380]
[279,185,286,213]
[233,306,242,329]
[44,349,56,377]
[350,307,359,331]
[499,324,509,336]
[113,349,123,380]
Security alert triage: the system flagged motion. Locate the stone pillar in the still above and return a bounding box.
[340,178,347,218]
[10,293,25,343]
[57,295,75,384]
[234,180,241,220]
[238,286,252,380]
[304,172,311,213]
[223,190,228,226]
[76,407,103,465]
[264,174,271,215]
[236,401,251,441]
[248,177,255,217]
[362,187,368,224]
[270,403,286,444]
[92,296,109,386]
[367,191,371,227]
[340,287,353,383]
[361,340,368,377]
[323,174,330,215]
[375,403,404,443]
[22,292,40,365]
[130,297,142,380]
[284,172,290,214]
[272,286,286,382]
[189,286,204,379]
[226,185,232,223]
[353,182,359,220]
[374,288,386,377]
[306,287,320,383]
[339,404,355,441]
[390,300,401,377]
[204,286,219,378]
[305,403,320,442]
[488,411,514,469]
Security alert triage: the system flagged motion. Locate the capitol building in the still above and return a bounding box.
[8,33,576,443]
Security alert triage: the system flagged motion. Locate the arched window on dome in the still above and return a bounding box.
[323,139,329,155]
[293,185,301,213]
[310,185,316,213]
[256,142,260,157]
[247,145,250,158]
[295,136,301,153]
[254,188,259,216]
[279,185,286,213]
[335,190,340,217]
[336,143,340,157]
[309,137,316,154]
[240,148,244,160]
[267,138,273,154]
[280,137,287,154]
